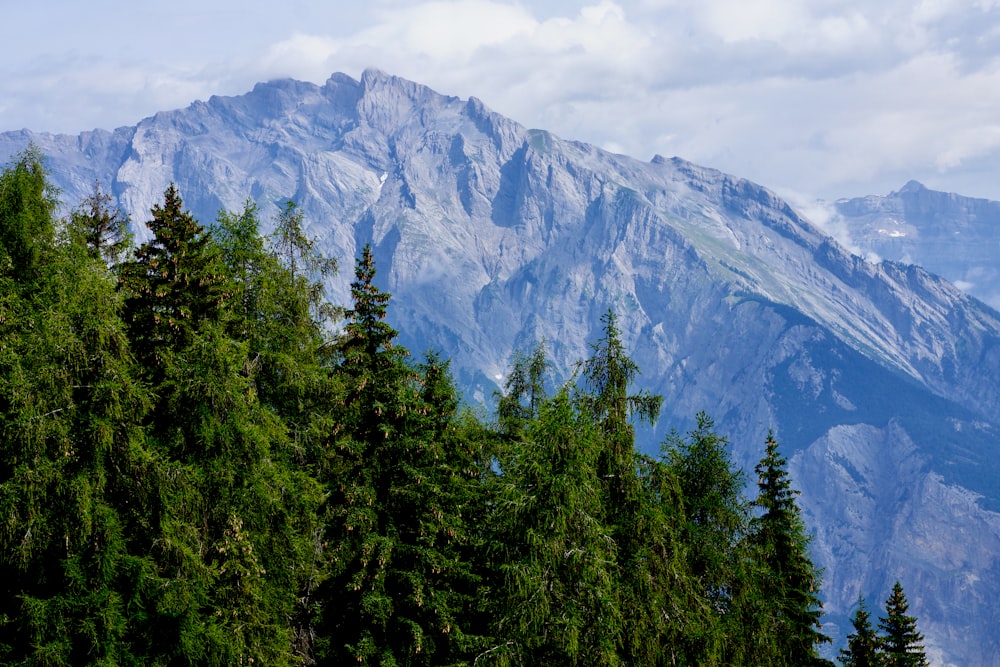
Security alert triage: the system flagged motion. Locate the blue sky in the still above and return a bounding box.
[3,0,1000,205]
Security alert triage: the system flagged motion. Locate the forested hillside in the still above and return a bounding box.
[0,148,928,665]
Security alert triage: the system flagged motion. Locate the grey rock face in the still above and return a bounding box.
[3,70,1000,665]
[835,181,1000,310]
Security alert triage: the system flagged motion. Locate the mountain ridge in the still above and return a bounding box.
[2,69,999,665]
[834,178,1000,310]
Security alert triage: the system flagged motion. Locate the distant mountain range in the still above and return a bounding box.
[3,69,999,666]
[834,181,1000,311]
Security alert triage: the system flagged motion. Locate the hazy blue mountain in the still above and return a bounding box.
[3,69,999,666]
[835,181,1000,310]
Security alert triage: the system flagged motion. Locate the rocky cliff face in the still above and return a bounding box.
[3,69,999,665]
[835,181,1000,310]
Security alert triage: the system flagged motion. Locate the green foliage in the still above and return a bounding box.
[67,181,131,264]
[495,341,548,439]
[663,413,753,664]
[0,156,157,665]
[121,193,329,665]
[0,146,57,283]
[879,582,928,667]
[666,413,749,597]
[839,598,881,667]
[489,388,621,666]
[118,184,228,373]
[319,245,484,665]
[580,310,661,495]
[0,162,917,667]
[750,432,832,666]
[214,200,339,466]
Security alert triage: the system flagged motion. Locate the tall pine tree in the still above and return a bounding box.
[879,581,928,667]
[488,386,621,666]
[115,191,327,664]
[67,181,131,264]
[839,597,881,667]
[664,413,753,664]
[118,183,228,375]
[750,432,832,666]
[320,244,483,666]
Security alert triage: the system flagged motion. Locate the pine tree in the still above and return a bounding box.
[269,200,338,324]
[118,183,228,372]
[495,342,548,439]
[320,244,482,665]
[666,413,748,597]
[0,146,57,282]
[215,200,339,460]
[67,181,131,264]
[579,309,661,509]
[577,310,674,664]
[839,598,881,667]
[624,450,717,665]
[879,582,928,667]
[114,193,329,664]
[750,432,832,666]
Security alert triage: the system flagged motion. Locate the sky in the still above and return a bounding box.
[3,0,1000,207]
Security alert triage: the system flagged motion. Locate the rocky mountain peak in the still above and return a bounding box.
[3,71,1000,665]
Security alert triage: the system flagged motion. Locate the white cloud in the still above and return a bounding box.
[3,0,1000,204]
[698,0,809,43]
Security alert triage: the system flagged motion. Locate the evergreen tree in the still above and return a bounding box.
[495,342,548,439]
[0,146,57,282]
[664,412,753,664]
[215,200,339,461]
[623,450,717,665]
[750,432,832,666]
[666,412,748,601]
[67,181,131,264]
[879,582,928,667]
[320,244,482,665]
[488,388,621,666]
[115,192,329,664]
[268,200,338,324]
[839,598,882,667]
[0,156,159,665]
[579,309,661,510]
[118,183,228,373]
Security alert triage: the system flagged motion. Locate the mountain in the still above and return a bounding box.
[3,69,1000,666]
[834,181,1000,310]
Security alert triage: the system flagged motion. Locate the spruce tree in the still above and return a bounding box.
[495,342,548,439]
[666,412,748,601]
[839,598,881,667]
[320,244,482,665]
[115,192,328,664]
[750,432,832,666]
[67,180,131,264]
[578,310,678,664]
[664,412,753,664]
[118,183,228,374]
[879,581,928,667]
[579,309,661,510]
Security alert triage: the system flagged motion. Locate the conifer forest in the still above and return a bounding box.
[0,148,929,665]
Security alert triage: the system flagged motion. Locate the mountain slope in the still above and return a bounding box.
[835,180,1000,310]
[3,69,999,665]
